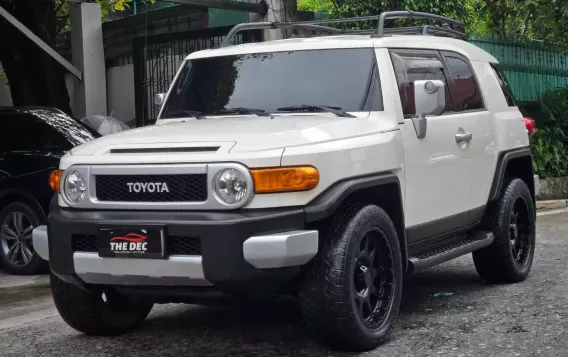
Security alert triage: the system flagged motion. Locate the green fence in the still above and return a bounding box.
[470,37,568,103]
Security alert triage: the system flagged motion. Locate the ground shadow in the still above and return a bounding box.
[58,260,504,356]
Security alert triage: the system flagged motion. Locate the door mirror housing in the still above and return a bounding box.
[412,80,446,139]
[154,93,166,107]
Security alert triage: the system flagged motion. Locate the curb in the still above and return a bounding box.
[536,199,568,211]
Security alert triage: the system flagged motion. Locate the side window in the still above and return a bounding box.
[444,56,484,111]
[490,63,516,107]
[390,51,453,116]
[0,114,72,151]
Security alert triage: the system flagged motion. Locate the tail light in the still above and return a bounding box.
[524,117,536,136]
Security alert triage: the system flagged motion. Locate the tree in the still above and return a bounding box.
[298,0,477,25]
[481,0,568,41]
[298,0,568,41]
[0,0,132,115]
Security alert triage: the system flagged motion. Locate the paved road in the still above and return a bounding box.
[1,211,566,357]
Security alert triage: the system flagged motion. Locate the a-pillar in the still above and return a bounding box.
[70,2,107,118]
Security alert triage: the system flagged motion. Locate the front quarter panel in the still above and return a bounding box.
[246,130,404,209]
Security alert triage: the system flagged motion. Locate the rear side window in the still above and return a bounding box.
[444,56,484,111]
[490,63,516,107]
[390,52,453,116]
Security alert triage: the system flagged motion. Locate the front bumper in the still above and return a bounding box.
[45,205,318,292]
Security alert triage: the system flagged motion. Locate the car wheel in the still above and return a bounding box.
[299,203,403,351]
[473,178,536,283]
[51,273,154,336]
[0,202,48,275]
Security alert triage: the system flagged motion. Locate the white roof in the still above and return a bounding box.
[187,34,498,62]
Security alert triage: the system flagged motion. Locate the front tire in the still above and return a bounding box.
[473,178,536,283]
[299,204,403,351]
[0,202,47,275]
[50,273,153,336]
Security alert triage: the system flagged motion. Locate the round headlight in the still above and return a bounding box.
[64,170,86,204]
[213,168,249,205]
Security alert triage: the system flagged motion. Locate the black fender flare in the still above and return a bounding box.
[0,187,48,223]
[304,173,408,271]
[488,147,534,202]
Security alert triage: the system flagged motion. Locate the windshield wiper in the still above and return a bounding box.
[162,109,204,119]
[213,107,270,116]
[276,105,355,118]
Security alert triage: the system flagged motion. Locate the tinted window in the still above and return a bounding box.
[445,56,483,111]
[390,52,452,115]
[161,49,382,117]
[490,63,516,107]
[0,114,73,151]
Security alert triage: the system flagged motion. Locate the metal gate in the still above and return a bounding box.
[133,25,261,127]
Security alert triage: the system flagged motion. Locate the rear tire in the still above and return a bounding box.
[0,202,48,275]
[299,204,403,351]
[50,273,153,336]
[473,178,536,283]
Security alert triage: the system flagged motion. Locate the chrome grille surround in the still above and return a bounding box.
[59,163,254,210]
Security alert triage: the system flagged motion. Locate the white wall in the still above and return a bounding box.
[65,75,75,115]
[106,64,135,124]
[0,76,12,106]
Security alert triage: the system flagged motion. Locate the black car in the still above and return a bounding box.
[0,107,99,274]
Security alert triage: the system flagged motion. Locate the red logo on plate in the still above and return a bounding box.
[110,233,148,243]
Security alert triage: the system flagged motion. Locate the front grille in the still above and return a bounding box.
[95,174,207,202]
[71,234,202,256]
[72,234,97,252]
[168,236,202,255]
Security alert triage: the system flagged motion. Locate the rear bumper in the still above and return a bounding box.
[534,174,540,197]
[47,205,318,292]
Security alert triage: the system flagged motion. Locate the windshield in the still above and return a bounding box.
[160,48,383,118]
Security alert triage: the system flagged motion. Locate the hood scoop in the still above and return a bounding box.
[110,146,220,154]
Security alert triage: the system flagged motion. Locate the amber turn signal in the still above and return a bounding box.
[250,166,319,193]
[49,170,63,193]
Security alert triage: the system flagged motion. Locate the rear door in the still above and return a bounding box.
[390,49,476,245]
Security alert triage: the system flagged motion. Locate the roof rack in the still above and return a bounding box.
[220,11,466,47]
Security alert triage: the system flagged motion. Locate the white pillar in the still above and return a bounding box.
[262,0,297,41]
[70,3,107,118]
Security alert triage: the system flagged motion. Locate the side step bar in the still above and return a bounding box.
[408,231,494,273]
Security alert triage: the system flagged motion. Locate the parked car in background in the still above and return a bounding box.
[0,106,99,274]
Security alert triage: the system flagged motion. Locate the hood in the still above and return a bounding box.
[70,114,390,156]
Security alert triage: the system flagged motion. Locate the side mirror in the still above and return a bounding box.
[412,80,446,139]
[154,93,166,107]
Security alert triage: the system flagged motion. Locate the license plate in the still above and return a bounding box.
[97,226,165,259]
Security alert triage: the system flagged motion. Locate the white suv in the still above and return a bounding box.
[34,11,539,351]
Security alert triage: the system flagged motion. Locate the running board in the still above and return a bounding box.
[408,231,494,273]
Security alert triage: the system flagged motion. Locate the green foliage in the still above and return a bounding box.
[297,0,568,41]
[480,0,568,41]
[298,0,472,19]
[531,86,568,178]
[56,0,155,35]
[532,128,568,178]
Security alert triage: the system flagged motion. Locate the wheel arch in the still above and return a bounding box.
[305,173,408,272]
[488,148,535,208]
[0,187,48,223]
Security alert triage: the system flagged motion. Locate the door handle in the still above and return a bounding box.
[455,132,473,143]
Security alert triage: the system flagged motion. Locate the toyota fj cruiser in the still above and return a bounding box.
[33,11,539,351]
